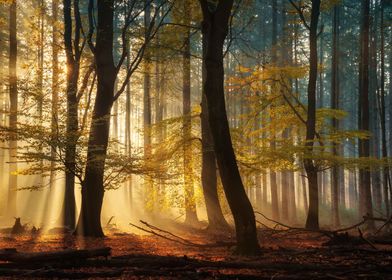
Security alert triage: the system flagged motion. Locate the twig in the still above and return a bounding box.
[139,220,196,246]
[255,211,333,238]
[129,222,234,248]
[358,228,378,250]
[375,215,392,234]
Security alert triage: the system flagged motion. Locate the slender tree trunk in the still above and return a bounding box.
[143,1,153,212]
[125,39,133,205]
[75,0,116,236]
[288,171,297,223]
[358,0,374,229]
[7,0,17,218]
[62,0,82,230]
[379,0,390,217]
[304,0,321,230]
[281,170,289,222]
[199,0,260,255]
[331,4,341,227]
[270,0,279,221]
[201,37,229,228]
[50,0,59,190]
[301,170,308,212]
[369,6,381,212]
[182,4,198,224]
[37,0,45,187]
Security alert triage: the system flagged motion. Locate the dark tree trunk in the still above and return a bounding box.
[75,0,116,237]
[201,57,229,229]
[379,0,390,217]
[62,0,83,230]
[369,5,381,213]
[125,36,133,205]
[143,0,153,212]
[199,0,260,255]
[50,0,59,190]
[7,0,17,218]
[331,4,341,227]
[304,0,321,230]
[37,0,44,184]
[358,0,374,229]
[270,0,280,221]
[182,4,198,224]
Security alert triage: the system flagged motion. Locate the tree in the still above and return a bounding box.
[143,0,153,212]
[75,0,168,236]
[198,0,260,255]
[358,0,374,228]
[62,0,84,230]
[182,0,198,225]
[270,0,280,222]
[289,0,321,230]
[331,2,341,227]
[7,0,17,218]
[201,31,229,229]
[74,0,117,236]
[378,0,390,218]
[49,0,59,190]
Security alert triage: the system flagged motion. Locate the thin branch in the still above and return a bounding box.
[289,0,310,30]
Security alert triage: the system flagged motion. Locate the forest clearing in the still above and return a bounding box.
[0,0,391,278]
[0,218,392,279]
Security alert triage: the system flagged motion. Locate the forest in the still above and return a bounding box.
[0,0,391,278]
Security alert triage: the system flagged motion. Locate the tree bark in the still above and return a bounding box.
[358,0,374,229]
[75,0,116,237]
[143,0,153,212]
[303,0,321,230]
[7,0,17,218]
[331,3,341,227]
[62,0,83,230]
[50,0,59,190]
[182,3,198,224]
[199,0,260,255]
[201,61,229,229]
[379,0,390,217]
[270,0,279,221]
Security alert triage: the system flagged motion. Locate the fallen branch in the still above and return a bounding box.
[375,215,392,234]
[129,222,235,248]
[255,211,334,238]
[139,220,195,245]
[0,247,111,263]
[0,268,123,278]
[358,228,377,250]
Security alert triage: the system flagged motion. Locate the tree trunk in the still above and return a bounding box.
[75,0,116,237]
[62,0,82,230]
[199,0,260,255]
[304,0,321,230]
[49,0,59,190]
[270,0,279,221]
[143,1,153,212]
[331,4,341,227]
[379,0,390,217]
[182,4,198,224]
[281,171,289,222]
[201,55,229,229]
[288,171,297,223]
[7,0,17,218]
[358,0,374,229]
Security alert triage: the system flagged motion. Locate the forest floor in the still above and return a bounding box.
[0,220,391,279]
